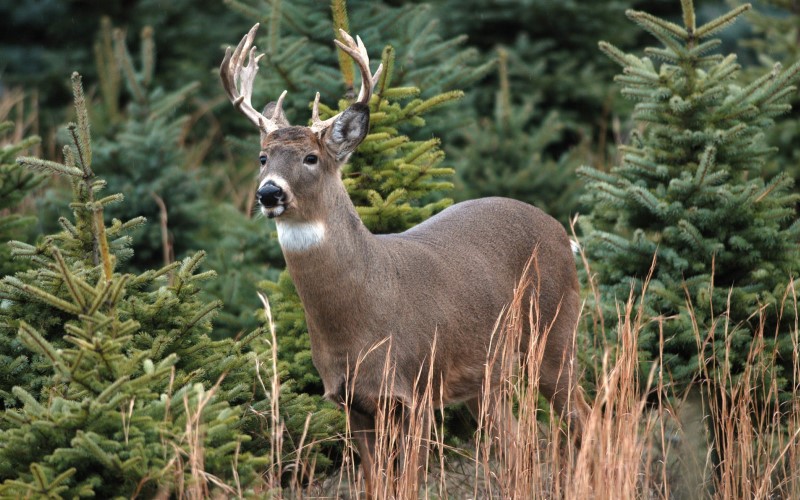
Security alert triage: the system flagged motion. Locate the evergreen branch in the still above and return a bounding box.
[695,54,724,65]
[7,240,40,258]
[762,86,796,108]
[27,462,70,496]
[375,46,395,110]
[695,4,751,39]
[18,321,71,378]
[94,18,120,122]
[114,28,145,103]
[381,87,419,99]
[11,386,46,415]
[58,216,80,238]
[681,0,696,32]
[370,136,408,153]
[116,319,139,338]
[94,209,114,282]
[761,103,792,118]
[108,274,132,307]
[705,54,739,84]
[87,279,113,315]
[621,87,664,101]
[677,219,713,253]
[268,0,282,56]
[95,375,131,404]
[331,0,354,90]
[43,465,77,493]
[73,431,117,470]
[96,193,125,207]
[68,124,92,178]
[644,47,680,64]
[627,9,689,46]
[70,73,93,171]
[403,139,440,164]
[694,145,716,186]
[407,90,463,116]
[51,247,87,312]
[16,156,83,177]
[688,39,722,58]
[3,276,82,314]
[180,300,223,335]
[130,262,180,287]
[63,334,96,351]
[119,215,147,232]
[629,186,662,214]
[362,132,392,144]
[191,270,217,281]
[598,41,636,68]
[141,26,154,86]
[762,59,800,105]
[622,66,661,83]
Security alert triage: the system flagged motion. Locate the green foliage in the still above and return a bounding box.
[89,20,205,270]
[0,123,42,277]
[453,48,587,223]
[737,0,800,177]
[579,1,800,395]
[0,73,278,497]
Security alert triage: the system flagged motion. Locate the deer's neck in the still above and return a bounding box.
[276,181,376,301]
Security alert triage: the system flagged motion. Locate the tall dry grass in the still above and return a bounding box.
[250,253,800,499]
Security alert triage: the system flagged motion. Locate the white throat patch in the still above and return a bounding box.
[276,220,326,252]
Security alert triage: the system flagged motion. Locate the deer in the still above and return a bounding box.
[220,24,590,496]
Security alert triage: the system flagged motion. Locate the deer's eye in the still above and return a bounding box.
[304,154,318,165]
[259,155,267,167]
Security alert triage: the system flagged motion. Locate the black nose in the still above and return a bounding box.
[257,182,283,207]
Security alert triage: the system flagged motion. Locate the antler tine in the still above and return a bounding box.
[311,30,383,133]
[334,30,383,105]
[220,23,287,136]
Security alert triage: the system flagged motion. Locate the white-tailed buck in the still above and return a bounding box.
[221,24,589,495]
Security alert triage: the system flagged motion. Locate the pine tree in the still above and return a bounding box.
[578,1,800,396]
[0,123,42,278]
[0,73,277,497]
[453,47,587,224]
[738,0,800,178]
[82,18,282,342]
[90,19,206,270]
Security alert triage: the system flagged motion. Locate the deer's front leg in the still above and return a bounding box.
[347,408,376,499]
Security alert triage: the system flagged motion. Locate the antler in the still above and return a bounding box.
[220,23,287,136]
[310,30,384,134]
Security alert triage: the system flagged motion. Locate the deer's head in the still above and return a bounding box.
[220,24,382,223]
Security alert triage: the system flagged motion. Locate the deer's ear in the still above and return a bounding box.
[262,102,290,129]
[323,103,369,162]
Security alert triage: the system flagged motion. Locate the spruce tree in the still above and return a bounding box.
[0,123,42,278]
[83,18,281,341]
[0,73,277,497]
[578,1,800,396]
[90,19,206,271]
[453,47,587,224]
[738,0,800,178]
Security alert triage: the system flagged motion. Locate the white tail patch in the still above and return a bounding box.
[276,220,326,252]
